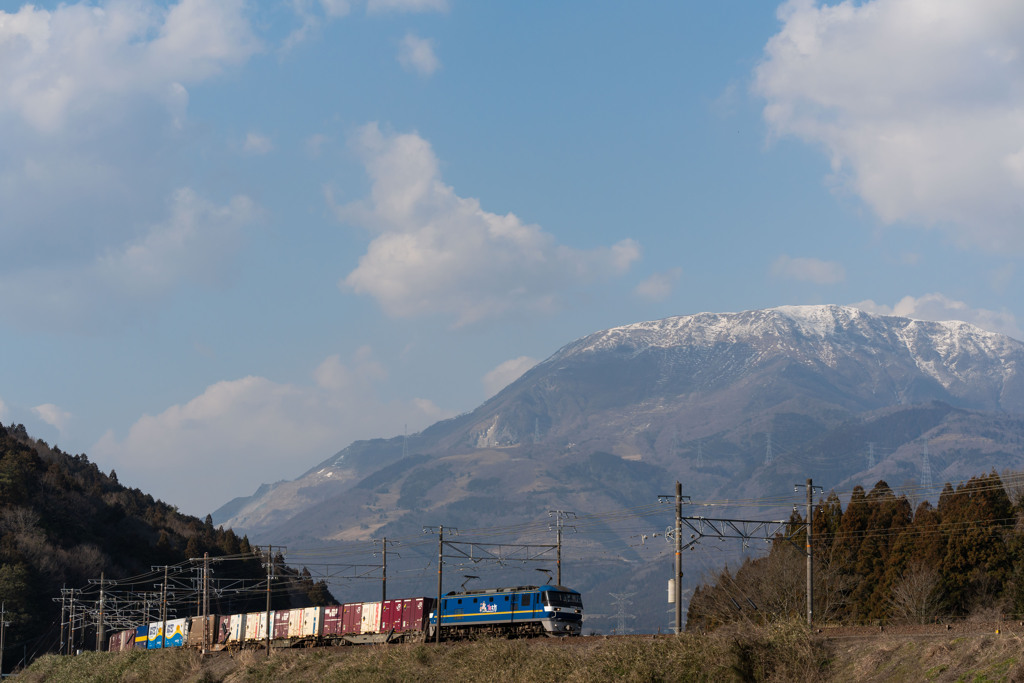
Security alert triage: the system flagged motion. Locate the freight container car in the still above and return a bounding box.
[380,599,402,632]
[217,615,231,646]
[342,603,362,635]
[291,606,322,640]
[243,611,264,642]
[273,610,290,639]
[107,628,135,652]
[359,601,382,634]
[135,625,148,649]
[401,597,431,633]
[322,605,344,640]
[147,618,188,649]
[187,615,228,649]
[228,613,246,645]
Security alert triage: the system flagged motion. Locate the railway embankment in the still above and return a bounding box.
[19,621,1024,682]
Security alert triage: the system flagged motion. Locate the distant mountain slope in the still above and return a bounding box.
[217,305,1024,538]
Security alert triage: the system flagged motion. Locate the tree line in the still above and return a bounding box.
[0,423,333,668]
[687,470,1024,628]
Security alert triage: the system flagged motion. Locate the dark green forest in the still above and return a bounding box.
[687,470,1024,629]
[0,423,333,670]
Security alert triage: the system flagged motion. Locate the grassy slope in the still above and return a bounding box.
[24,621,1024,683]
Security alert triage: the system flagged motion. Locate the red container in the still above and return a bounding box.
[108,628,134,652]
[322,605,344,637]
[380,599,402,632]
[403,597,431,632]
[216,615,231,644]
[342,603,362,635]
[273,610,291,639]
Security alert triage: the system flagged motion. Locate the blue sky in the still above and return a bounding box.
[2,0,1023,516]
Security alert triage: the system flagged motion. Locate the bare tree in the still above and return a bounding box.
[889,561,941,624]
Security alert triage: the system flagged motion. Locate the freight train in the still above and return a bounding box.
[107,584,583,651]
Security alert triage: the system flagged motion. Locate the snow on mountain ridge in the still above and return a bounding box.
[555,305,1023,392]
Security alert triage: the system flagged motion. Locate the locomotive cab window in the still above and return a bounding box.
[543,591,583,607]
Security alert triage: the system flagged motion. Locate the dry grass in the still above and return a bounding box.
[22,622,1024,682]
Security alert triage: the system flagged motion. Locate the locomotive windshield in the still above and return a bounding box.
[543,591,583,607]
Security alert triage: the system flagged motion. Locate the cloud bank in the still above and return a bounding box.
[0,188,259,330]
[398,33,440,76]
[92,348,451,515]
[0,0,260,135]
[756,0,1024,251]
[334,124,641,326]
[855,293,1023,340]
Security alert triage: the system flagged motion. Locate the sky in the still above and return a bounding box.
[2,0,1024,517]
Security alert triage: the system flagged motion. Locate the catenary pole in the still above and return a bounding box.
[806,478,813,626]
[436,526,443,644]
[675,481,682,635]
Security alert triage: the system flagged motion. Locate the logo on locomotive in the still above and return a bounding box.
[479,603,497,613]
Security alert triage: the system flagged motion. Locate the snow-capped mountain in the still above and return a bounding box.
[552,305,1021,407]
[215,305,1024,542]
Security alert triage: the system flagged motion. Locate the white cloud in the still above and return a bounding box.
[32,403,72,432]
[854,293,1023,339]
[332,123,641,326]
[398,33,440,76]
[306,133,330,157]
[755,0,1024,251]
[320,0,352,18]
[0,0,260,135]
[634,268,682,301]
[0,188,259,330]
[282,0,351,52]
[0,0,263,311]
[243,132,273,155]
[770,255,845,284]
[92,348,453,515]
[483,356,539,398]
[367,0,449,14]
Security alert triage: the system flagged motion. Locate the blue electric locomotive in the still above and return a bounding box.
[428,584,583,638]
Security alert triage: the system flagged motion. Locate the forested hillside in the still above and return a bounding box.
[0,423,332,670]
[687,471,1024,628]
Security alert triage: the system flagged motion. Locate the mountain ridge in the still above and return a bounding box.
[214,304,1024,537]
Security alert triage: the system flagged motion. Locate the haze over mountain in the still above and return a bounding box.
[216,304,1024,534]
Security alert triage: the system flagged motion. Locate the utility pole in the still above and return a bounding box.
[423,526,457,644]
[658,482,690,635]
[259,545,284,658]
[435,526,443,644]
[59,589,66,656]
[96,573,105,652]
[674,482,682,633]
[794,478,823,626]
[160,565,168,649]
[202,553,210,655]
[548,511,576,585]
[1,601,7,675]
[69,589,76,655]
